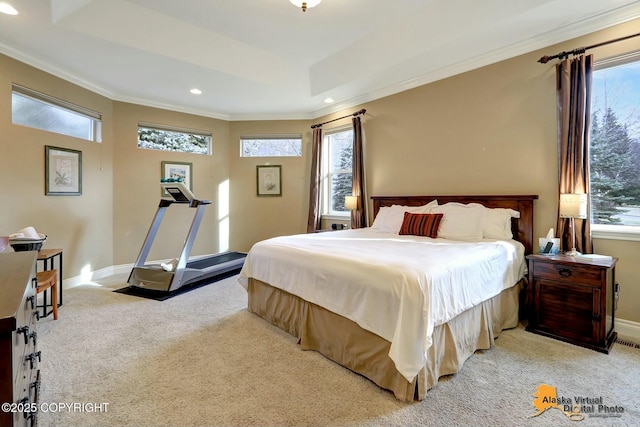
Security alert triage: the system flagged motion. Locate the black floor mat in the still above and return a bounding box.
[114,269,240,301]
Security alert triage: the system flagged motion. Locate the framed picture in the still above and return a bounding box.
[256,165,282,197]
[161,161,193,196]
[45,145,82,195]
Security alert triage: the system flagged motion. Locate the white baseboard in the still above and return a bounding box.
[616,318,640,343]
[60,262,136,289]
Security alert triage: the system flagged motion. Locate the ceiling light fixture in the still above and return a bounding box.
[0,2,18,15]
[324,97,334,104]
[190,88,202,95]
[289,0,321,12]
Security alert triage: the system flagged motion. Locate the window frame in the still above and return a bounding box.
[11,83,102,142]
[137,122,212,155]
[591,224,640,241]
[590,51,640,241]
[320,125,353,218]
[239,135,303,157]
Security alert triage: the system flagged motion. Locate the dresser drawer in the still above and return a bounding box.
[13,288,36,387]
[532,262,602,287]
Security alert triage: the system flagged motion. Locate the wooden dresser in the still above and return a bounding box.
[0,251,41,427]
[526,253,618,353]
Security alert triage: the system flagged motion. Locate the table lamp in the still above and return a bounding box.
[559,193,588,256]
[345,195,358,211]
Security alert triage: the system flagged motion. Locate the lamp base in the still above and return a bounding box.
[565,248,582,257]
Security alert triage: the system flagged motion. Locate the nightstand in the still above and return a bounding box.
[526,254,618,353]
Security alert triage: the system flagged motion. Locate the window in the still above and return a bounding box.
[321,128,353,216]
[138,123,211,155]
[240,136,302,157]
[590,54,640,239]
[11,84,102,142]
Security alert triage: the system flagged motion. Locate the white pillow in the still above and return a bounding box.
[431,202,486,241]
[371,200,438,233]
[483,208,520,240]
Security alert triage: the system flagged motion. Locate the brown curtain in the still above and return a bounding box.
[556,54,593,253]
[351,116,368,228]
[306,127,323,233]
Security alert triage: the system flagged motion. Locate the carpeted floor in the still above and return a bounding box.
[35,274,640,427]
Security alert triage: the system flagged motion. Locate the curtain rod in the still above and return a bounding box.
[311,109,366,129]
[538,31,640,64]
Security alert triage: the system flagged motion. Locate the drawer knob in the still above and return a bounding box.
[558,268,572,277]
[25,351,41,370]
[29,331,38,347]
[17,326,30,344]
[18,397,30,419]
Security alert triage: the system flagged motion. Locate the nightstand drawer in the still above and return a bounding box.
[532,262,602,286]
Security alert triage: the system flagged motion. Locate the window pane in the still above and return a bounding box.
[326,129,353,213]
[138,126,211,154]
[591,60,640,226]
[240,138,302,157]
[331,173,352,211]
[12,92,96,141]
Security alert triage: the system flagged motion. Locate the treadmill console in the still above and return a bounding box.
[161,180,195,202]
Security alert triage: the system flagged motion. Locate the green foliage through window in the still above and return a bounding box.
[138,125,211,155]
[323,129,353,214]
[590,59,640,226]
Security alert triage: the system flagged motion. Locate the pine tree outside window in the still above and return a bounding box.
[590,55,640,240]
[321,128,353,216]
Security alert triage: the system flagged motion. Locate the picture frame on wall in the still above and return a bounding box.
[45,145,82,196]
[161,161,193,196]
[256,165,282,197]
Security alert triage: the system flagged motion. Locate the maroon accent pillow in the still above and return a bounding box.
[398,212,443,238]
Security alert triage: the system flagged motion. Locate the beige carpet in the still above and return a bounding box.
[35,274,640,427]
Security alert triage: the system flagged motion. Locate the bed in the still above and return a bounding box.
[238,195,537,401]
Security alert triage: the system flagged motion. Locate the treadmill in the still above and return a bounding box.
[127,180,246,292]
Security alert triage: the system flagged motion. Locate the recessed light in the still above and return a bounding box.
[324,97,334,104]
[0,2,18,15]
[190,88,202,95]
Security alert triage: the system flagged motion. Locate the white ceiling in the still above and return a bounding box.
[1,0,640,121]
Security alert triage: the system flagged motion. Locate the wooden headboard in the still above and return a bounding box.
[371,195,538,255]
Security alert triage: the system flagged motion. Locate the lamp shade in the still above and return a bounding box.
[345,195,358,211]
[559,193,588,219]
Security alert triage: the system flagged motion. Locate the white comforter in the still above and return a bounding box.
[237,228,525,382]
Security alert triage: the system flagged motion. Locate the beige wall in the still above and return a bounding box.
[111,102,230,264]
[229,120,311,251]
[0,54,114,277]
[347,19,640,324]
[1,17,638,324]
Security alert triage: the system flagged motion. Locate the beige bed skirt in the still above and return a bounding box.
[246,278,522,402]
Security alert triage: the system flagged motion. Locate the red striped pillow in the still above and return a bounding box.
[398,212,443,237]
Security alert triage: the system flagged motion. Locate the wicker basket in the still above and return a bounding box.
[10,241,44,252]
[9,234,47,252]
